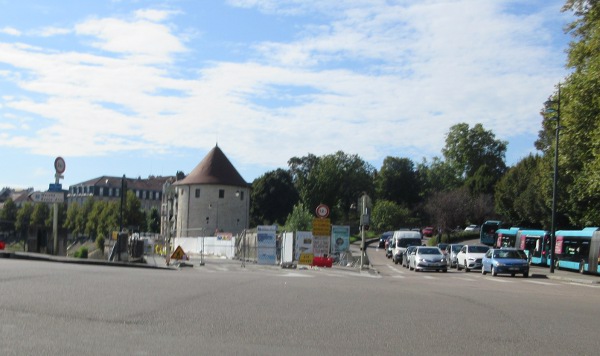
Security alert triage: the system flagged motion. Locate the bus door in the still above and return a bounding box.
[527,237,543,265]
[590,233,600,274]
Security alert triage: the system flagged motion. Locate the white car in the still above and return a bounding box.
[456,245,489,272]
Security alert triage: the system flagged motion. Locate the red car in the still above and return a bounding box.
[422,227,435,237]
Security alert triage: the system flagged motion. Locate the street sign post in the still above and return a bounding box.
[31,191,65,203]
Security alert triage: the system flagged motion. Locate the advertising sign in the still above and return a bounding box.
[331,225,350,254]
[296,231,313,261]
[313,235,330,257]
[257,225,277,265]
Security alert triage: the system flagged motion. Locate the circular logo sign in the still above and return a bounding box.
[315,204,330,218]
[54,157,66,174]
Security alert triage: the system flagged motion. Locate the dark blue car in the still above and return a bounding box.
[481,248,529,277]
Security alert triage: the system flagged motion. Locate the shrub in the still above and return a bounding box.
[74,247,88,259]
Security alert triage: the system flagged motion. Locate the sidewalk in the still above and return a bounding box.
[528,265,600,285]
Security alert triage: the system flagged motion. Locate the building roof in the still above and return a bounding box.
[71,176,173,191]
[175,145,247,187]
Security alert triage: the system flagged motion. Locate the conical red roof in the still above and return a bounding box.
[175,146,247,186]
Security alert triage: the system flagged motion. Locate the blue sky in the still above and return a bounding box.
[0,0,573,191]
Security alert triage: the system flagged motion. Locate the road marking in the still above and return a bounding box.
[486,277,512,283]
[566,282,599,288]
[524,280,555,286]
[452,277,476,282]
[421,275,437,279]
[277,272,313,278]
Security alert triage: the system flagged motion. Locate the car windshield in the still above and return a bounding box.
[451,245,463,252]
[469,246,489,253]
[438,243,448,250]
[494,250,527,259]
[418,248,441,255]
[399,238,422,247]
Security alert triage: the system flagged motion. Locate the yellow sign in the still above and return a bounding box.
[170,245,186,260]
[312,218,331,236]
[298,253,314,265]
[112,231,118,240]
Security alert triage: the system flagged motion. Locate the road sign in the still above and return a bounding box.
[170,245,187,260]
[30,191,64,203]
[315,204,330,218]
[48,183,62,192]
[312,218,331,236]
[54,157,66,174]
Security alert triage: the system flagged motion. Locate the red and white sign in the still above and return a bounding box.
[315,204,330,218]
[54,157,66,174]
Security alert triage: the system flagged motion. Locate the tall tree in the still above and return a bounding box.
[442,123,507,195]
[288,151,374,223]
[15,202,33,242]
[0,198,17,236]
[375,157,420,208]
[542,0,600,225]
[495,155,550,228]
[250,169,299,227]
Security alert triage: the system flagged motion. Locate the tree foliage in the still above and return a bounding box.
[371,200,412,232]
[442,123,507,195]
[375,157,420,208]
[283,203,313,232]
[250,169,299,226]
[288,151,374,222]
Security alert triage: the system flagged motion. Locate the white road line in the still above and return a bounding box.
[524,280,556,286]
[452,277,477,282]
[566,283,600,288]
[485,277,512,283]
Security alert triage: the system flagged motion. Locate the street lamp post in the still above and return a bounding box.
[546,84,561,274]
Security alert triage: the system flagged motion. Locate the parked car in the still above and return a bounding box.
[391,230,422,265]
[464,225,481,233]
[402,245,418,268]
[378,231,394,248]
[422,227,435,237]
[482,248,529,277]
[444,244,464,268]
[386,242,394,259]
[408,246,447,272]
[456,245,489,272]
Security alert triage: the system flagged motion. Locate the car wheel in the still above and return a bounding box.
[481,266,486,275]
[492,266,497,276]
[464,261,470,272]
[414,267,418,272]
[523,271,529,278]
[456,263,462,271]
[511,273,515,277]
[394,260,398,265]
[579,261,585,274]
[442,269,447,273]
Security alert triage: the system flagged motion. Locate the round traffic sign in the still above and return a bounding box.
[315,204,330,218]
[54,157,66,174]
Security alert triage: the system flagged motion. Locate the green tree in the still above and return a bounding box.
[124,191,145,230]
[283,204,313,232]
[538,1,600,225]
[15,202,33,242]
[0,198,17,236]
[147,207,160,233]
[30,203,50,230]
[495,155,549,227]
[288,151,374,223]
[64,201,82,237]
[371,200,412,232]
[417,157,462,196]
[375,157,420,208]
[442,123,507,195]
[250,169,299,227]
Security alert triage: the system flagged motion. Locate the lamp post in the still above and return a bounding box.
[546,84,561,273]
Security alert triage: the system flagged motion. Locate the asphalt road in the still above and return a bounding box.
[1,256,599,356]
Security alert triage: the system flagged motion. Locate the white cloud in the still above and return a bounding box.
[1,27,21,36]
[35,27,71,37]
[0,1,571,178]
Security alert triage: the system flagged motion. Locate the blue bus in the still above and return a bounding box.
[480,220,501,246]
[554,228,600,274]
[515,229,550,266]
[494,227,521,248]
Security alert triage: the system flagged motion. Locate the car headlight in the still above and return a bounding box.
[468,257,475,261]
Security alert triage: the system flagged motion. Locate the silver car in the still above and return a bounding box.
[444,244,464,268]
[409,246,448,272]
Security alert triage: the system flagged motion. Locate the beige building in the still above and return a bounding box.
[172,145,249,237]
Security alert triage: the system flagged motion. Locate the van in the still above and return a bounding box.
[391,230,422,264]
